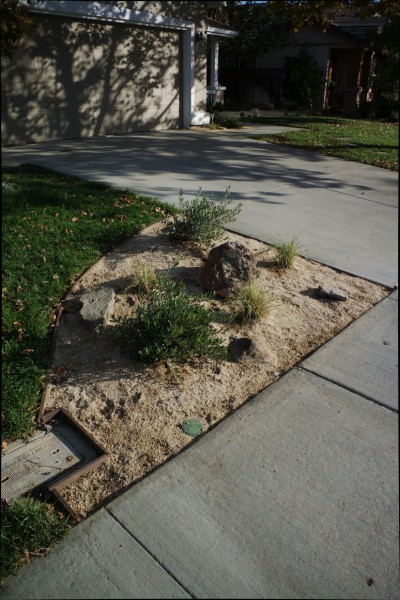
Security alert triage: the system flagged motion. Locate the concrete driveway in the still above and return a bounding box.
[2,126,398,287]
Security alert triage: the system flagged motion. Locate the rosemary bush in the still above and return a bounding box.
[166,187,242,249]
[116,277,226,364]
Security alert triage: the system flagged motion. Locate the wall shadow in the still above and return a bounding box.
[1,1,208,145]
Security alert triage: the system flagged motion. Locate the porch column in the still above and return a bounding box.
[210,37,219,87]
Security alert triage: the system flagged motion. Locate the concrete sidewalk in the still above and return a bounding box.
[2,127,398,286]
[0,294,398,599]
[1,128,398,599]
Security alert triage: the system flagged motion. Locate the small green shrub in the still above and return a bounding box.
[213,112,242,128]
[283,49,324,109]
[116,277,226,364]
[374,90,399,121]
[1,497,69,580]
[358,100,376,119]
[212,101,225,111]
[231,280,279,323]
[273,236,302,269]
[166,187,242,249]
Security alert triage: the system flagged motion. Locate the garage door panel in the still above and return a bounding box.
[2,16,181,144]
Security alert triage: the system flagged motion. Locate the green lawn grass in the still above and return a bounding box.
[1,497,70,581]
[2,164,172,442]
[244,115,398,171]
[1,164,173,580]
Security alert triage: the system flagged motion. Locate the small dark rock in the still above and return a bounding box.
[228,337,275,364]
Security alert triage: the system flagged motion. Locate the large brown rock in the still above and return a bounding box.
[200,241,256,298]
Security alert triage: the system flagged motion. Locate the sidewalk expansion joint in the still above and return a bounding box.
[298,366,398,414]
[105,508,195,598]
[305,180,397,209]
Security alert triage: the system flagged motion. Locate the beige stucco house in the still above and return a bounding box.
[1,0,236,145]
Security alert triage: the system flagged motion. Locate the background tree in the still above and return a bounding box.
[216,1,400,63]
[1,0,37,61]
[214,0,399,115]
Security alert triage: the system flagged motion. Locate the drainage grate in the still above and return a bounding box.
[1,410,106,502]
[2,430,83,500]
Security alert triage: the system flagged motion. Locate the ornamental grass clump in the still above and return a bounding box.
[117,276,226,364]
[166,187,242,249]
[273,236,302,269]
[231,280,280,323]
[123,263,159,296]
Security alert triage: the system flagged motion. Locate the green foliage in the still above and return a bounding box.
[218,0,400,97]
[1,497,69,581]
[218,1,296,65]
[116,277,227,364]
[0,0,37,61]
[375,89,399,121]
[231,280,279,323]
[273,236,302,269]
[166,187,242,249]
[283,49,324,109]
[213,112,242,129]
[373,52,400,120]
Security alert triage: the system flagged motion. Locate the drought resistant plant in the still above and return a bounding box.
[116,276,227,364]
[273,236,302,269]
[123,262,159,296]
[231,280,279,323]
[166,187,242,249]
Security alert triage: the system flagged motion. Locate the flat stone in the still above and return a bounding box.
[79,287,115,329]
[316,284,348,301]
[228,337,275,364]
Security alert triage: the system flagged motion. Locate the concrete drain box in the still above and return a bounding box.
[1,408,107,514]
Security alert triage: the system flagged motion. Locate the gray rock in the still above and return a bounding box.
[316,284,348,301]
[200,242,256,298]
[228,337,275,364]
[80,287,115,328]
